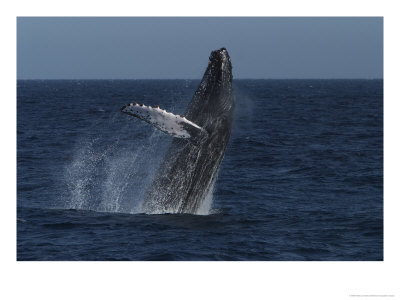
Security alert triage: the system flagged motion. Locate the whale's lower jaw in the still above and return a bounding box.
[122,48,234,214]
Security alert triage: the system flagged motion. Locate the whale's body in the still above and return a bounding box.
[121,48,234,214]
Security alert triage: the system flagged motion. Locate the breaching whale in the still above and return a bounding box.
[121,48,234,214]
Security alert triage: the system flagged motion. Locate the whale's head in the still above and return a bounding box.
[185,48,234,126]
[207,47,232,85]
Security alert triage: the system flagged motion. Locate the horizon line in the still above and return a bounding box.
[16,77,384,80]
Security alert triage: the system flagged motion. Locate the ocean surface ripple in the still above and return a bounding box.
[17,79,383,260]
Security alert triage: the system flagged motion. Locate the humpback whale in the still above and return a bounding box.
[121,48,234,214]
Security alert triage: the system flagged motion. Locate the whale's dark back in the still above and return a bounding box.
[144,48,235,214]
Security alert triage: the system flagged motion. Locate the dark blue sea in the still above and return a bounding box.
[17,79,383,260]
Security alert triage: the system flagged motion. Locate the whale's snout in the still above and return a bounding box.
[207,47,232,80]
[209,47,228,63]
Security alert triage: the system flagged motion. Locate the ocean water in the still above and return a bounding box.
[17,79,383,260]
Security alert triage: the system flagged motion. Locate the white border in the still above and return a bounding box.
[2,1,399,300]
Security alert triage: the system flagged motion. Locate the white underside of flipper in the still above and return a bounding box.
[121,102,205,139]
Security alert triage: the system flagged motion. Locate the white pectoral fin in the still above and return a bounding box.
[120,102,207,139]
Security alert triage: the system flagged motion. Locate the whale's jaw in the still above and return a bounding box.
[184,48,234,131]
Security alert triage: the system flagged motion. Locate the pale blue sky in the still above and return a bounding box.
[17,17,383,79]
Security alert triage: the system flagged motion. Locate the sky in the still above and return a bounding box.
[17,17,383,79]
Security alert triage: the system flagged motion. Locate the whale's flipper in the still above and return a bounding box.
[120,103,207,140]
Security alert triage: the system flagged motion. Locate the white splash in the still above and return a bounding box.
[64,105,216,216]
[64,128,167,214]
[196,178,216,215]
